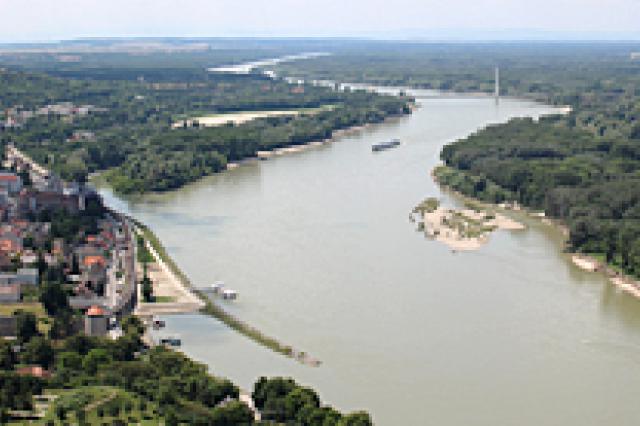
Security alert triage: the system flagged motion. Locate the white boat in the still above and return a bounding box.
[211,281,225,293]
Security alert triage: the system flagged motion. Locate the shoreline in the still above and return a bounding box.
[433,166,640,301]
[229,111,411,167]
[130,218,322,366]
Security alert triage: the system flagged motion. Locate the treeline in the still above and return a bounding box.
[438,117,640,277]
[1,315,372,425]
[105,92,409,193]
[0,61,411,192]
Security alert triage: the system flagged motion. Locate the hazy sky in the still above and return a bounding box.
[1,0,639,42]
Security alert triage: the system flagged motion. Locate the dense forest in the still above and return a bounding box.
[1,314,371,425]
[279,42,640,276]
[0,47,411,193]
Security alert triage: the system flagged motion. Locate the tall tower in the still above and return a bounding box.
[494,67,500,104]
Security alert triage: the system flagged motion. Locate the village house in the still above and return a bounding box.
[0,232,22,255]
[0,284,21,303]
[0,172,22,194]
[0,268,38,287]
[84,305,109,337]
[18,189,79,215]
[15,268,38,286]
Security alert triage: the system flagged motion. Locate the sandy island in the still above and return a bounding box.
[410,197,525,251]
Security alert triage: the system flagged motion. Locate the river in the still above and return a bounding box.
[100,88,640,425]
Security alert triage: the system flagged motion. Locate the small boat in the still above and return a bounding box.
[159,336,181,347]
[372,139,400,152]
[211,281,225,293]
[222,289,238,300]
[152,318,166,329]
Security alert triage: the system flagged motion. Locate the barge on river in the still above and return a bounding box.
[372,139,400,152]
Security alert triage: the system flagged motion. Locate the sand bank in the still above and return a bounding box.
[411,197,525,251]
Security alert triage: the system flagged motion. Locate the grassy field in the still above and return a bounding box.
[20,386,163,425]
[0,302,51,334]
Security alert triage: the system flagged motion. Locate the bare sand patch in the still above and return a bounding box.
[411,197,525,251]
[571,255,600,272]
[172,110,300,129]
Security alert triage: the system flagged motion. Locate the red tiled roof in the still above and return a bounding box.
[83,255,106,267]
[0,175,18,182]
[86,305,105,316]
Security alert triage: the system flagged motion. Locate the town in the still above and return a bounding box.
[0,143,137,344]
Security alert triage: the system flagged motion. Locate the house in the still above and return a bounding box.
[0,273,18,285]
[0,315,17,338]
[84,305,108,336]
[0,172,22,194]
[69,296,107,310]
[15,268,38,286]
[18,190,78,214]
[0,284,21,303]
[0,270,37,287]
[0,234,22,254]
[0,252,12,269]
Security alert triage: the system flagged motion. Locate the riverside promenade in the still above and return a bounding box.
[133,225,204,316]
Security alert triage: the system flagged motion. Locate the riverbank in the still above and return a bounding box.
[432,165,640,301]
[131,218,322,366]
[228,110,412,167]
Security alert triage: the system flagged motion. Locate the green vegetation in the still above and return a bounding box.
[39,386,161,425]
[0,51,411,194]
[253,377,372,425]
[412,197,440,214]
[1,314,367,424]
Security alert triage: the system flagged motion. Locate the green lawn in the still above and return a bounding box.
[24,386,163,425]
[0,302,51,334]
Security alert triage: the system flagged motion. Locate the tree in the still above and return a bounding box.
[164,408,179,426]
[56,351,83,372]
[76,408,86,425]
[15,310,39,344]
[39,281,69,317]
[0,339,17,370]
[338,411,373,426]
[22,336,54,368]
[82,348,111,375]
[141,264,153,302]
[49,310,76,340]
[55,403,66,420]
[121,315,144,337]
[284,387,320,420]
[211,401,254,425]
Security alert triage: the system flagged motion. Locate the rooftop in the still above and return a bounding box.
[86,305,106,317]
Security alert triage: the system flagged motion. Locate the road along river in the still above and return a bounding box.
[100,88,640,425]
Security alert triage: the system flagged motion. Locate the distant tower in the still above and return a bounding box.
[494,67,500,104]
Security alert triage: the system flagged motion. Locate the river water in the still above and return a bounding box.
[101,90,640,425]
